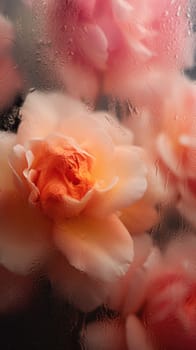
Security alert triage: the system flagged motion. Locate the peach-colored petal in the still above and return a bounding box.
[122,246,162,317]
[107,145,147,206]
[8,143,33,197]
[18,91,107,144]
[83,318,126,350]
[11,135,96,218]
[126,315,153,350]
[0,266,34,314]
[0,191,52,274]
[93,111,134,146]
[86,145,147,217]
[0,131,16,191]
[120,198,158,235]
[17,91,64,143]
[18,93,116,186]
[54,214,133,282]
[48,253,111,312]
[157,132,186,177]
[108,234,154,313]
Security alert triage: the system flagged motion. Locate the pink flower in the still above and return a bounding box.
[124,72,196,223]
[83,235,196,350]
[0,91,147,295]
[154,78,196,225]
[26,0,193,100]
[142,236,196,350]
[0,14,22,109]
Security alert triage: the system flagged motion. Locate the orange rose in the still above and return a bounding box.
[1,92,147,293]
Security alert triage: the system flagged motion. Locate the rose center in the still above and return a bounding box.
[32,141,94,202]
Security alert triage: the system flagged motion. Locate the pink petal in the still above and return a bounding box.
[108,234,153,313]
[54,214,133,282]
[83,318,126,350]
[156,133,184,177]
[77,24,108,70]
[112,0,133,21]
[126,315,153,350]
[57,62,99,100]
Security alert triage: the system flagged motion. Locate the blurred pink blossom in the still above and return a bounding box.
[26,0,193,101]
[124,72,196,224]
[143,236,196,350]
[83,234,196,350]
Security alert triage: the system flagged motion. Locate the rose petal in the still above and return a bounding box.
[54,214,133,282]
[105,145,148,207]
[18,91,62,143]
[18,93,116,185]
[82,318,126,350]
[112,0,133,21]
[77,24,108,70]
[86,145,147,217]
[0,191,52,274]
[0,266,34,314]
[126,315,153,350]
[120,198,158,235]
[108,234,153,312]
[156,133,185,177]
[92,112,134,146]
[48,254,110,312]
[0,131,16,191]
[57,62,99,100]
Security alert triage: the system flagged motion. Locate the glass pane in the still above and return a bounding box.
[0,1,196,349]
